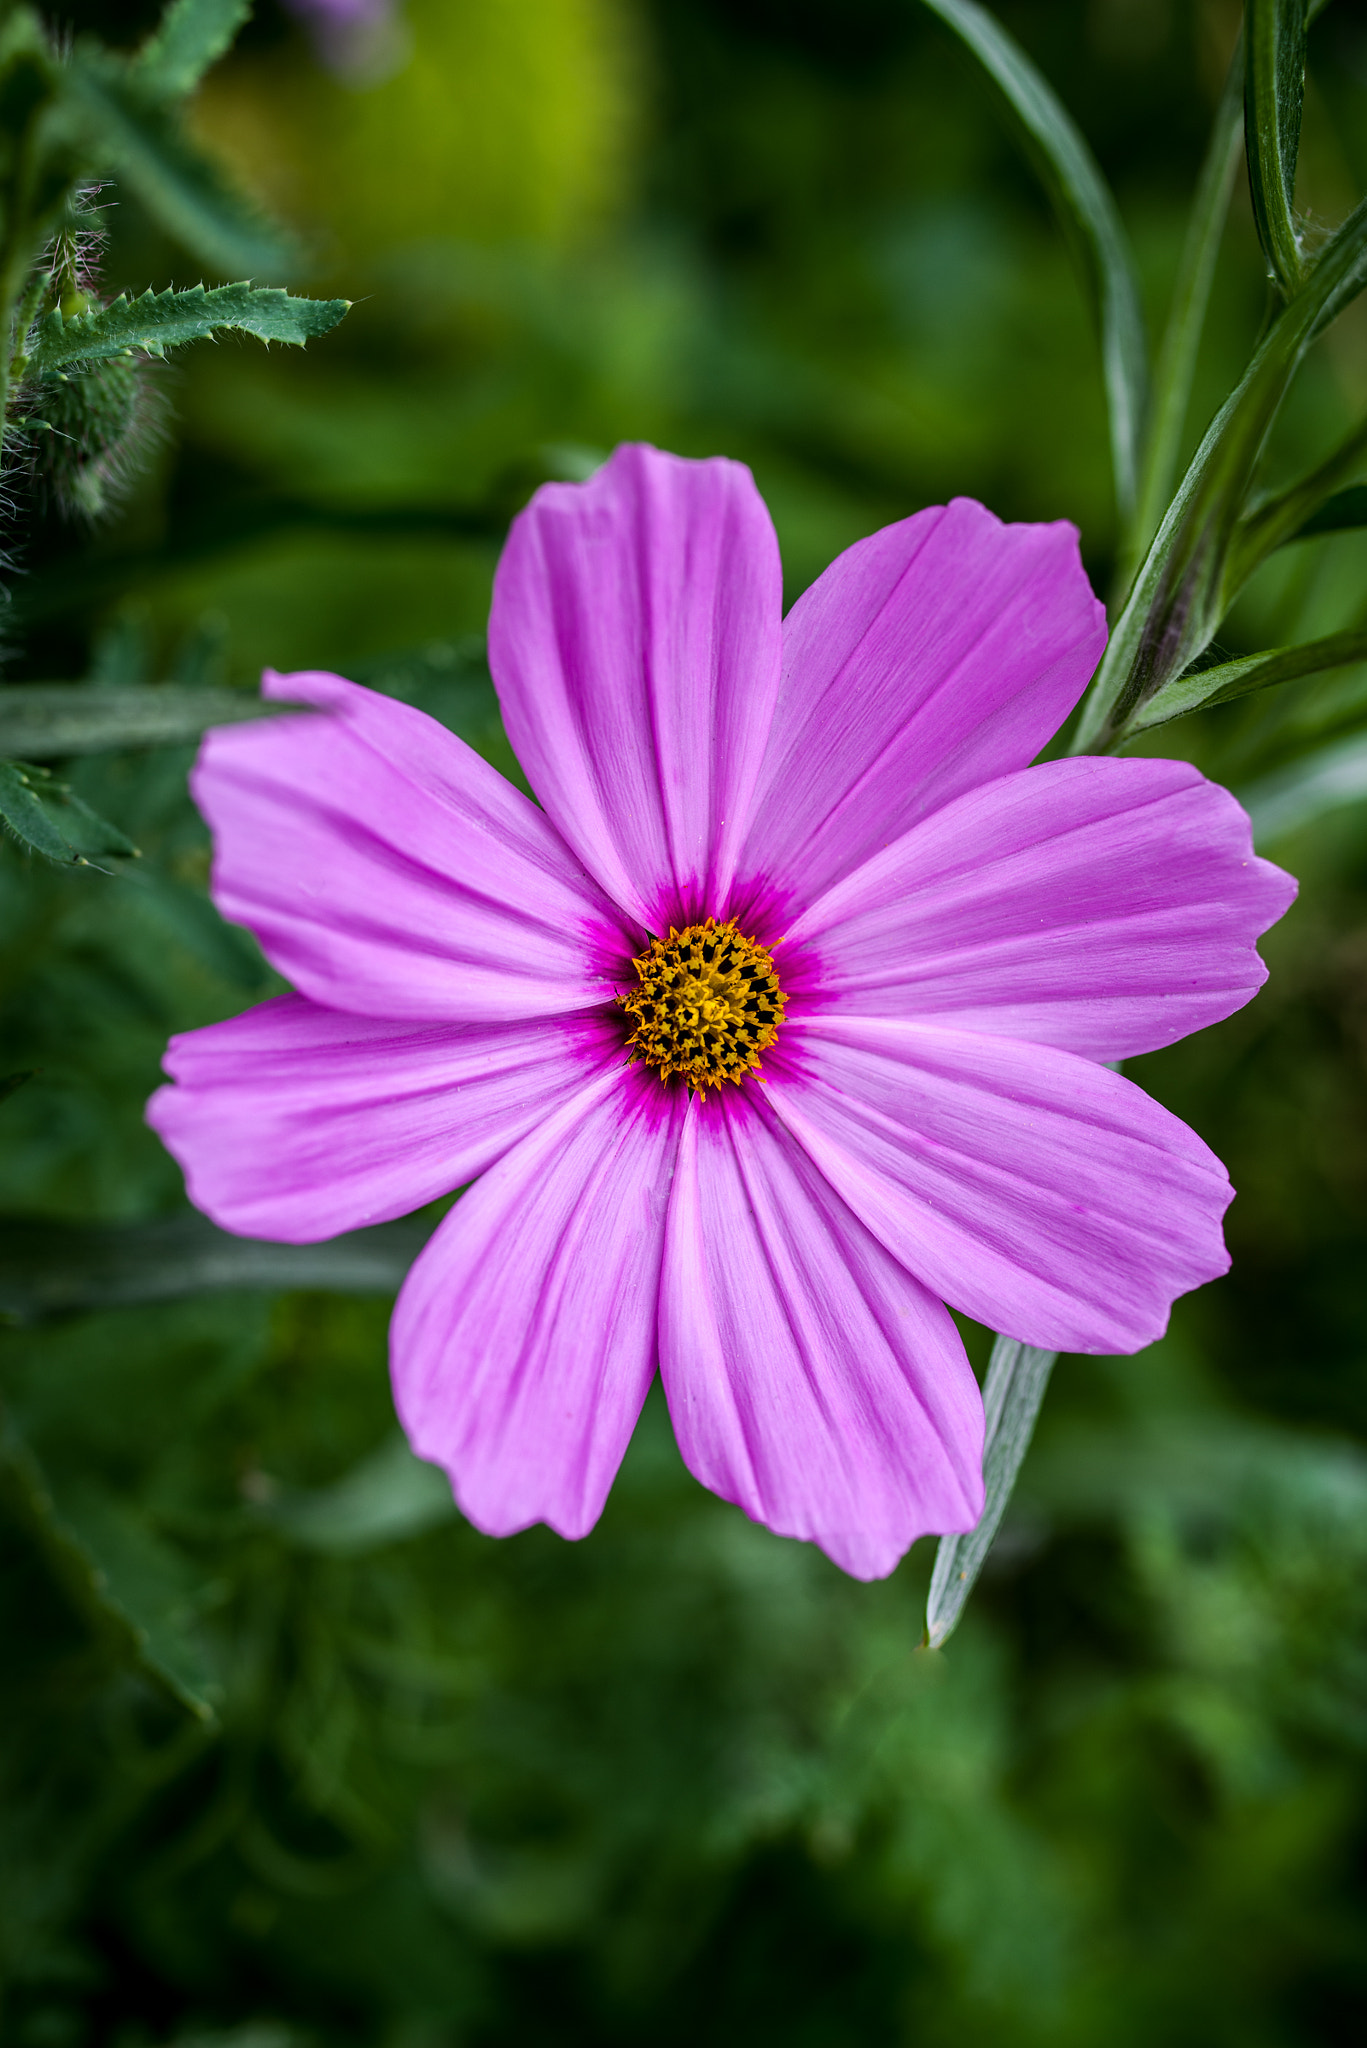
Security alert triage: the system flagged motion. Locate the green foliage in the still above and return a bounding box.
[1130,630,1367,737]
[0,0,344,553]
[60,46,295,284]
[1076,188,1367,749]
[4,3,1367,2042]
[60,50,299,281]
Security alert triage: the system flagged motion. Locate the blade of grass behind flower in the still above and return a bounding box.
[920,0,1147,523]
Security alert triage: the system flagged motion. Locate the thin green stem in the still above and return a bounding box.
[8,254,53,385]
[1244,0,1309,298]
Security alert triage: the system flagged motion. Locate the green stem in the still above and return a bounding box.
[8,256,52,387]
[1244,0,1309,299]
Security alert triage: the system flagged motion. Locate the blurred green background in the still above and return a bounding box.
[4,1,1367,2041]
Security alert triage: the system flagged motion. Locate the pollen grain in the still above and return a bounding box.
[621,919,786,1094]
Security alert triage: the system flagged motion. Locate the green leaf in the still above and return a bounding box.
[25,282,349,375]
[0,683,309,758]
[1074,189,1367,753]
[0,1070,35,1106]
[53,786,140,860]
[1125,630,1367,738]
[0,1211,438,1323]
[0,758,136,863]
[921,0,1147,520]
[0,1423,220,1718]
[0,758,79,861]
[1239,729,1367,844]
[133,0,253,100]
[263,1434,458,1556]
[62,47,298,278]
[925,1339,1057,1649]
[1245,0,1308,296]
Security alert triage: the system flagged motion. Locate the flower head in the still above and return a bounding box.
[148,445,1295,1578]
[283,0,402,78]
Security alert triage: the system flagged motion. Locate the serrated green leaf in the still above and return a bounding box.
[925,1338,1057,1649]
[1245,0,1308,296]
[1125,630,1367,738]
[0,1211,438,1323]
[0,757,135,862]
[134,0,252,100]
[921,0,1147,520]
[25,282,349,376]
[63,48,298,278]
[0,758,77,861]
[0,683,309,758]
[1074,190,1367,752]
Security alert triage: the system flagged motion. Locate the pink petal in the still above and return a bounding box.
[148,994,619,1242]
[788,756,1297,1061]
[738,499,1107,914]
[768,1016,1233,1355]
[194,669,635,1022]
[659,1089,983,1580]
[489,444,784,928]
[391,1065,685,1542]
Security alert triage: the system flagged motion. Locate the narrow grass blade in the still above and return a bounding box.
[921,0,1147,520]
[925,1338,1057,1649]
[1124,629,1367,737]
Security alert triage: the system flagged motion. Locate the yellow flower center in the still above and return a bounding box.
[621,918,787,1094]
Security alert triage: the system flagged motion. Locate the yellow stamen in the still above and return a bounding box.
[621,918,786,1095]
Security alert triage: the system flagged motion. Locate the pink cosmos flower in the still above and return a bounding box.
[148,445,1295,1579]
